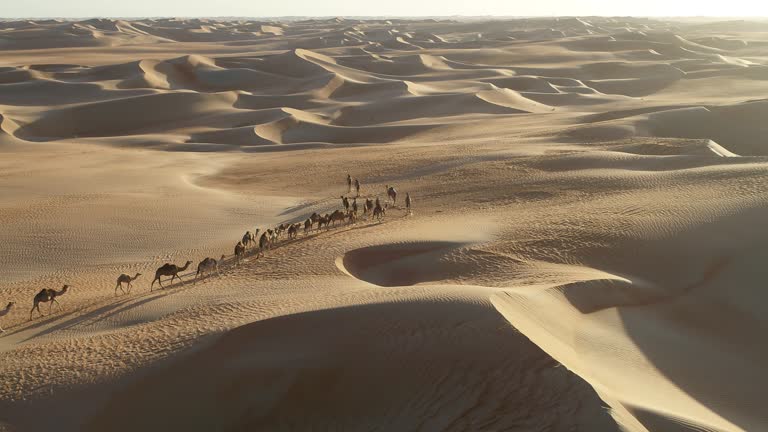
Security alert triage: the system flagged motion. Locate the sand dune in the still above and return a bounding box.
[493,185,768,431]
[15,91,238,139]
[333,89,552,126]
[2,16,768,432]
[314,73,415,100]
[88,295,615,432]
[571,99,768,155]
[637,101,768,155]
[255,110,434,144]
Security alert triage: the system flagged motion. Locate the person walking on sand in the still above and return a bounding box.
[405,192,413,215]
[347,174,352,192]
[354,178,361,197]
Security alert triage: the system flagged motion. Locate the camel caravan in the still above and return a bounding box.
[1,177,414,329]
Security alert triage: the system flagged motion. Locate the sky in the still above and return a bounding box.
[3,0,768,18]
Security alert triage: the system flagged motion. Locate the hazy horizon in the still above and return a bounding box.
[3,15,768,22]
[4,0,768,19]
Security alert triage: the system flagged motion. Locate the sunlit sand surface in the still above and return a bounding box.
[1,16,768,431]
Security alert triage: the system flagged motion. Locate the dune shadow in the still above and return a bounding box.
[85,299,617,432]
[12,270,209,343]
[339,241,468,287]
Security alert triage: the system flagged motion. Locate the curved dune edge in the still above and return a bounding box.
[337,241,470,287]
[564,98,768,156]
[491,259,764,432]
[84,297,617,431]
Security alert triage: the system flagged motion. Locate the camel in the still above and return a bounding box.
[405,192,413,215]
[373,203,386,221]
[242,231,253,248]
[0,302,15,332]
[347,174,352,192]
[330,209,346,226]
[270,228,279,244]
[310,212,320,225]
[30,285,70,319]
[363,198,374,216]
[151,261,192,291]
[196,254,225,283]
[258,232,270,257]
[341,196,350,211]
[304,218,312,234]
[234,241,245,265]
[386,185,397,205]
[318,214,330,230]
[277,224,289,238]
[115,273,141,295]
[288,224,298,240]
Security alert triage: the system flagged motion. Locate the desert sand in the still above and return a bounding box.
[1,16,767,431]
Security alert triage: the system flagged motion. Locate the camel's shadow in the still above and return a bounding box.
[13,274,203,343]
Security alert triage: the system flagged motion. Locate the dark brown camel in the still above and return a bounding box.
[234,241,245,265]
[374,203,386,221]
[277,224,290,238]
[330,209,346,226]
[258,232,270,257]
[288,224,298,239]
[405,192,413,215]
[30,285,70,319]
[318,214,330,230]
[151,261,192,291]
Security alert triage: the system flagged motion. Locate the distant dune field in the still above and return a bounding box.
[1,16,768,432]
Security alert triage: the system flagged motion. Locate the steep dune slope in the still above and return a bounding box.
[494,199,768,432]
[88,296,615,432]
[15,91,238,139]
